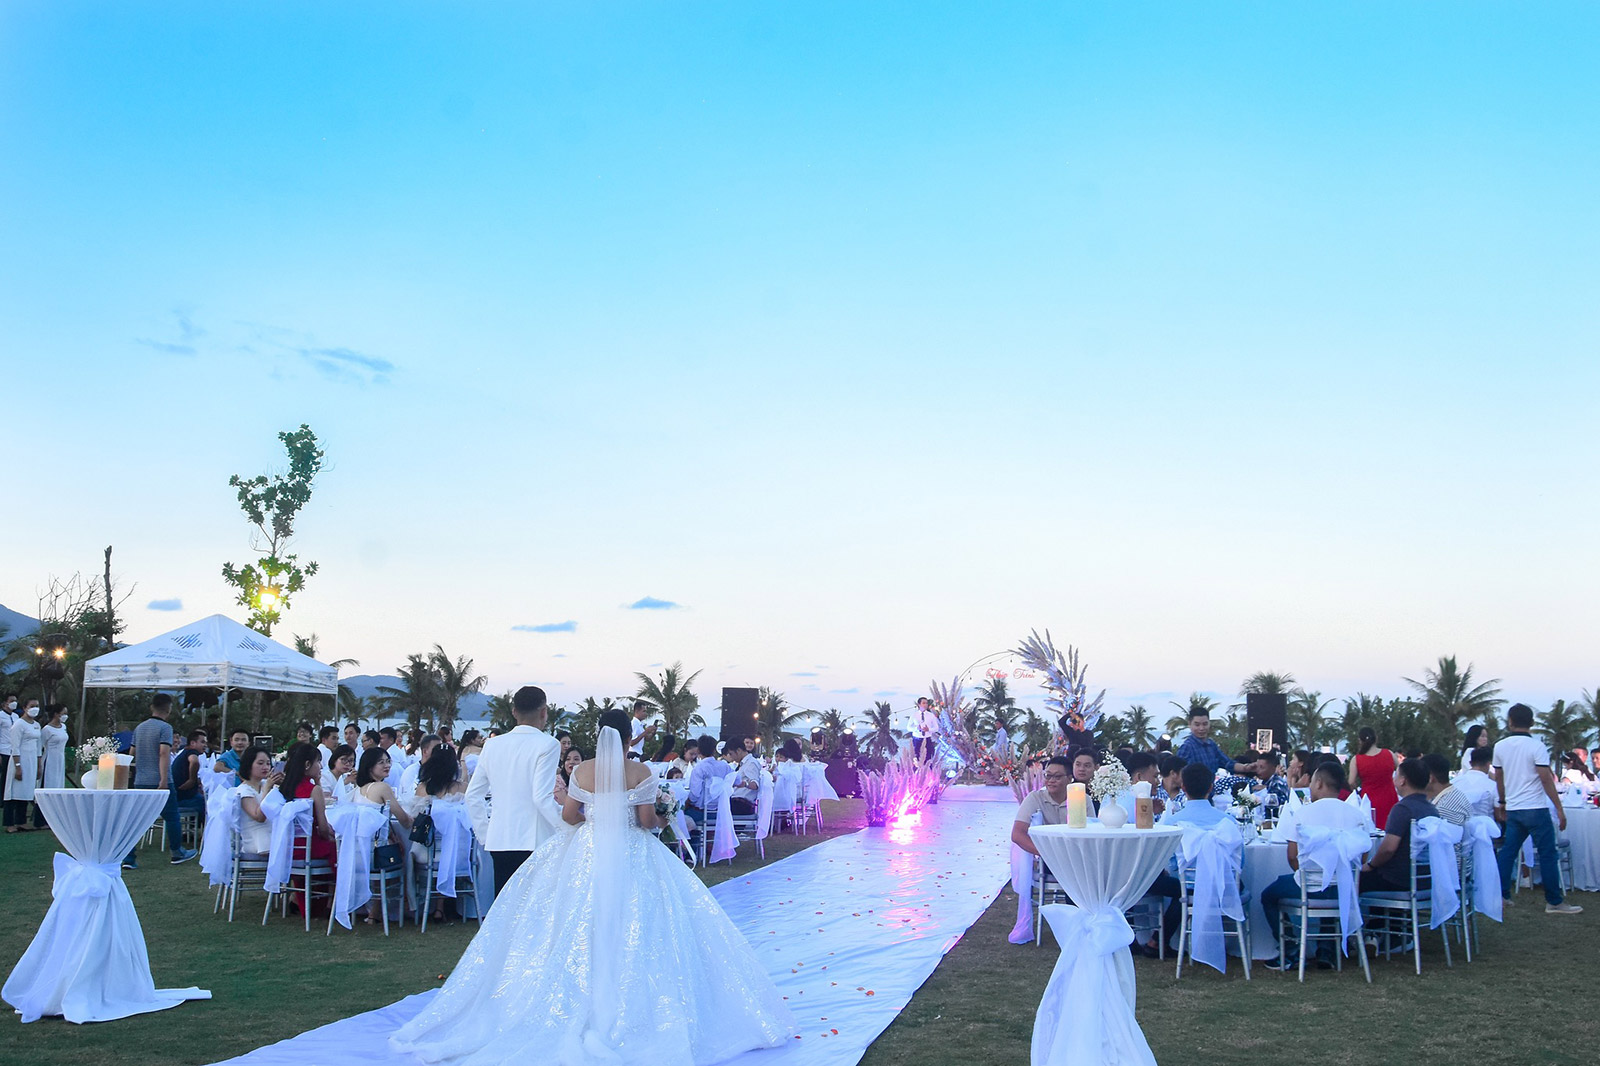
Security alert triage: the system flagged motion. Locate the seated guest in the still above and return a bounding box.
[1317,753,1353,800]
[213,727,253,785]
[1248,750,1290,809]
[682,739,701,765]
[1142,763,1232,955]
[1115,751,1160,814]
[1156,755,1186,817]
[1453,745,1497,817]
[653,735,679,767]
[777,739,803,764]
[726,739,760,813]
[684,733,733,830]
[1560,750,1594,787]
[1068,748,1100,815]
[361,729,382,752]
[1259,760,1367,969]
[560,747,584,786]
[326,744,357,803]
[1359,758,1437,892]
[234,746,279,855]
[1422,752,1472,826]
[1163,762,1228,830]
[1286,750,1315,793]
[1011,756,1074,893]
[399,734,443,798]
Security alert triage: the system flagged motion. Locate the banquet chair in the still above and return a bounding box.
[1277,857,1371,983]
[1032,856,1071,946]
[1358,849,1451,975]
[1125,896,1167,961]
[215,826,270,923]
[361,834,408,936]
[417,830,482,934]
[1173,857,1251,980]
[262,832,337,932]
[179,807,203,852]
[800,763,829,833]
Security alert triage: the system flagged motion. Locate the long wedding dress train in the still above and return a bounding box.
[389,727,794,1066]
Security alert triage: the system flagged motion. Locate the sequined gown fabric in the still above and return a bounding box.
[389,727,794,1066]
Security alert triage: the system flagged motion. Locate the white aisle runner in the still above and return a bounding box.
[210,786,1015,1066]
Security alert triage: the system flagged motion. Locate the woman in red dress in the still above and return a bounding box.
[1347,727,1400,829]
[279,742,337,913]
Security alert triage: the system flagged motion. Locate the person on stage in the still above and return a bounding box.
[912,697,941,763]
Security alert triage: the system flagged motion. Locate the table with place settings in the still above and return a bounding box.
[2,788,211,1023]
[1029,822,1182,1066]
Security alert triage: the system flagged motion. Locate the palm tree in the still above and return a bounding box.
[973,678,1018,734]
[1234,671,1299,711]
[633,662,703,736]
[292,632,360,726]
[1096,713,1132,753]
[755,687,812,750]
[376,653,438,734]
[1022,711,1053,753]
[1287,690,1336,749]
[1538,699,1586,756]
[486,691,516,733]
[814,708,852,751]
[1123,705,1155,749]
[862,701,900,760]
[1575,687,1600,749]
[1167,692,1218,736]
[1404,656,1504,744]
[428,644,487,732]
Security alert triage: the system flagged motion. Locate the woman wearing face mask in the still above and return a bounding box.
[3,699,44,832]
[37,705,69,827]
[0,695,17,831]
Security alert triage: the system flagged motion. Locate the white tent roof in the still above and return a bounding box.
[82,614,338,694]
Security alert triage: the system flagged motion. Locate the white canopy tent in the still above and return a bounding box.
[81,614,338,738]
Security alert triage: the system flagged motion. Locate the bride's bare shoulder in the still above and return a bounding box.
[572,762,596,789]
[624,763,654,787]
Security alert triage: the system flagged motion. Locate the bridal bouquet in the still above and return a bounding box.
[1087,762,1131,805]
[655,785,683,847]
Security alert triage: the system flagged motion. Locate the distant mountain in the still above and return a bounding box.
[0,603,40,641]
[339,673,495,717]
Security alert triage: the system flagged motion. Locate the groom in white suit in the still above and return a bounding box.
[466,685,565,895]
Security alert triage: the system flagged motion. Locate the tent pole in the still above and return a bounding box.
[78,683,89,746]
[221,670,230,742]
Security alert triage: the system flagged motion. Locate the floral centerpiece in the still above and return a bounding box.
[655,784,683,847]
[1088,762,1132,806]
[1228,789,1261,825]
[72,735,120,780]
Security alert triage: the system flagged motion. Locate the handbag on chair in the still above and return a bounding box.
[410,811,437,850]
[373,842,403,871]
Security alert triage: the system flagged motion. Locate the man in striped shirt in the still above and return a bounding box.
[1422,752,1473,826]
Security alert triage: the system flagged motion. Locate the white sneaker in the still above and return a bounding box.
[1546,902,1583,915]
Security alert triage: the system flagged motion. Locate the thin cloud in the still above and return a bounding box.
[790,671,818,677]
[512,621,578,634]
[627,596,681,611]
[830,687,859,694]
[239,321,395,386]
[134,308,205,356]
[873,690,898,697]
[147,598,183,611]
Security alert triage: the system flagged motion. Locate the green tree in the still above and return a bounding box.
[428,644,487,733]
[862,701,900,760]
[973,678,1018,735]
[756,688,812,750]
[1287,690,1337,749]
[290,633,359,728]
[1538,698,1586,756]
[1096,713,1132,753]
[375,653,439,734]
[1574,687,1600,749]
[486,691,516,733]
[1124,704,1155,749]
[1403,655,1504,744]
[221,425,325,636]
[1339,693,1455,758]
[814,708,853,751]
[634,663,703,736]
[1234,671,1299,712]
[1021,711,1053,753]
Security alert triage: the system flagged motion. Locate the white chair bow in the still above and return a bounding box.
[754,769,776,843]
[706,776,738,863]
[1462,815,1503,923]
[427,803,473,898]
[1296,824,1370,945]
[1412,816,1463,926]
[1179,818,1244,973]
[199,787,244,886]
[325,803,390,928]
[1010,812,1041,945]
[262,796,314,895]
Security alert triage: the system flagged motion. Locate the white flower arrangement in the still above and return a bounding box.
[1088,762,1132,804]
[76,735,119,763]
[1229,791,1262,822]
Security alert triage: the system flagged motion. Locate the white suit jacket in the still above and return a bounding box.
[465,725,564,852]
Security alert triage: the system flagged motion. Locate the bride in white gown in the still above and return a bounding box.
[390,717,794,1066]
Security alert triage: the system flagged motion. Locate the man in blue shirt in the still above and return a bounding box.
[1175,709,1252,778]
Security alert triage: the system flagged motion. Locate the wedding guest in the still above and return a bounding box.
[993,721,1010,756]
[413,746,469,922]
[1560,750,1594,786]
[400,734,443,797]
[684,733,731,825]
[1249,750,1290,808]
[361,729,381,751]
[1460,725,1490,772]
[1259,760,1366,969]
[1011,755,1073,858]
[344,723,361,750]
[629,701,658,757]
[1422,752,1472,826]
[778,739,803,764]
[40,704,68,793]
[317,726,339,768]
[1068,747,1099,810]
[1348,727,1401,830]
[1453,746,1498,817]
[1115,752,1159,814]
[124,694,195,867]
[296,721,315,746]
[1494,703,1581,914]
[556,731,572,760]
[1156,755,1186,817]
[1176,708,1252,776]
[1287,750,1316,791]
[1359,758,1437,893]
[354,747,414,832]
[1162,763,1228,830]
[653,735,679,765]
[381,727,412,790]
[681,739,701,766]
[213,727,252,785]
[913,697,941,762]
[3,698,42,832]
[279,742,337,864]
[327,744,357,802]
[169,729,209,837]
[561,747,584,785]
[725,739,760,814]
[235,746,280,855]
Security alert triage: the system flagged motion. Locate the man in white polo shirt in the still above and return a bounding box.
[1494,702,1581,914]
[1260,759,1369,968]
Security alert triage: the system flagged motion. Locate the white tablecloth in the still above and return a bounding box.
[2,789,211,1023]
[1562,807,1600,892]
[1240,842,1292,959]
[1029,823,1182,1066]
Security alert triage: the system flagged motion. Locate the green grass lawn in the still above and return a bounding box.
[4,809,1597,1066]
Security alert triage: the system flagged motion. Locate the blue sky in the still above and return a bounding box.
[2,3,1596,730]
